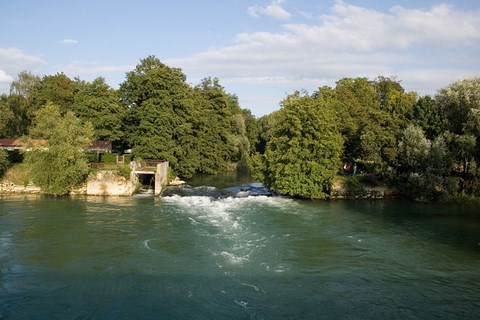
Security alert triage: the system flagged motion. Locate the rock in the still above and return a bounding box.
[169,177,186,186]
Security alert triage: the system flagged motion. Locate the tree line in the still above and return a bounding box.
[0,56,258,194]
[1,55,479,200]
[251,76,480,201]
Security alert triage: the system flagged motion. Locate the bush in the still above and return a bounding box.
[101,153,118,164]
[0,150,10,177]
[2,163,30,186]
[117,166,132,179]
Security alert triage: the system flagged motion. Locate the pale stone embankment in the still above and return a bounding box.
[330,179,398,199]
[1,161,169,196]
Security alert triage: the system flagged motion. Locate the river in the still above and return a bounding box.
[1,175,480,319]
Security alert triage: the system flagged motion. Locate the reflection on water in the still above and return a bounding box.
[0,193,479,319]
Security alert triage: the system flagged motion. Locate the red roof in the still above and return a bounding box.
[0,139,46,148]
[0,139,111,152]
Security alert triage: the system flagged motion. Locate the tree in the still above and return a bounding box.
[397,124,431,173]
[410,95,445,140]
[72,77,126,143]
[10,70,40,101]
[24,103,93,195]
[120,56,190,171]
[259,92,343,199]
[0,72,42,137]
[242,108,259,155]
[436,77,480,135]
[331,77,403,172]
[0,149,8,176]
[33,72,75,113]
[0,95,15,138]
[436,77,480,174]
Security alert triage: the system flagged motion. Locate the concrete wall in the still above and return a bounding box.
[154,161,169,196]
[86,168,139,196]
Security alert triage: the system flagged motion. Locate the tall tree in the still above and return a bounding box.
[410,95,445,140]
[436,77,480,136]
[72,77,126,143]
[436,77,480,173]
[120,56,191,172]
[258,92,343,199]
[24,103,93,195]
[10,70,40,102]
[33,72,75,113]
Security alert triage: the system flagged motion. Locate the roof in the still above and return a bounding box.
[0,139,46,150]
[0,139,112,152]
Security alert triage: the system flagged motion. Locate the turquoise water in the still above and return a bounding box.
[1,189,480,319]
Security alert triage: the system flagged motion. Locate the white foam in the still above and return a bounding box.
[218,251,250,264]
[234,300,249,309]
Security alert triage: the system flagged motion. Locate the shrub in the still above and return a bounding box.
[0,149,9,177]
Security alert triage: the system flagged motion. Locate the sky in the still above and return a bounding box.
[1,0,479,116]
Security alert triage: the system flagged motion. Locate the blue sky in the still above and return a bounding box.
[1,0,479,116]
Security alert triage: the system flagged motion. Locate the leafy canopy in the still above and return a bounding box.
[24,103,93,195]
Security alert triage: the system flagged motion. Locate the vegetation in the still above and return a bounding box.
[0,149,9,176]
[1,54,479,201]
[254,76,480,200]
[251,92,343,199]
[23,103,93,195]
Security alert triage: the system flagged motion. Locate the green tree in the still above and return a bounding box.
[24,103,93,195]
[72,77,126,143]
[120,56,195,175]
[0,149,9,176]
[397,124,431,173]
[259,92,343,199]
[0,71,43,137]
[0,95,15,138]
[331,77,402,172]
[410,95,445,140]
[242,108,259,155]
[10,70,40,102]
[436,77,480,135]
[33,72,75,113]
[436,77,480,175]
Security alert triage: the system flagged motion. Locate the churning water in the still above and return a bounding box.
[1,186,480,319]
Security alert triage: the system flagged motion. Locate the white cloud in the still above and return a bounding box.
[172,1,480,104]
[248,0,291,20]
[0,69,13,83]
[61,38,78,45]
[0,48,46,88]
[58,61,133,74]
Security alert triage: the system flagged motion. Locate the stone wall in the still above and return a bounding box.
[330,179,398,199]
[0,181,41,194]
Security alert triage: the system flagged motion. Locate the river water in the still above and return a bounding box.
[1,178,480,319]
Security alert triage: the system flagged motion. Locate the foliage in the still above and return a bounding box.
[410,96,445,140]
[257,92,343,199]
[117,165,132,179]
[0,149,9,176]
[436,77,480,135]
[120,56,193,174]
[120,57,253,178]
[3,62,480,201]
[397,124,431,173]
[101,152,120,164]
[72,77,126,143]
[1,163,30,186]
[23,103,93,195]
[33,72,75,114]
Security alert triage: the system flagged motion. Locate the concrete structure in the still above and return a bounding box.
[131,160,169,196]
